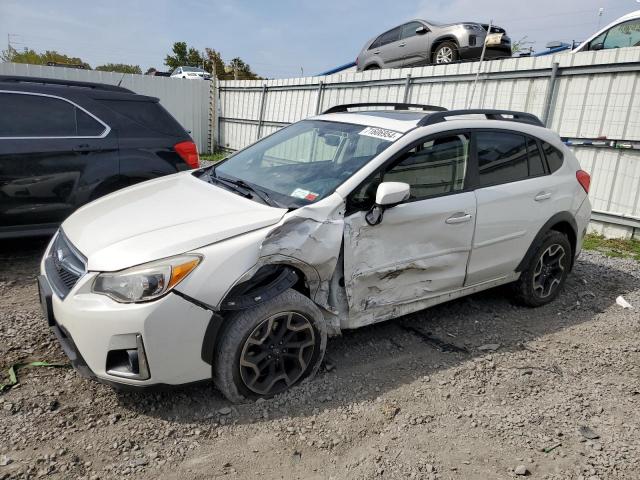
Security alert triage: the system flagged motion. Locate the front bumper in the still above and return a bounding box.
[38,268,217,389]
[459,45,512,60]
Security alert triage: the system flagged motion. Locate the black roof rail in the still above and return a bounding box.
[0,75,134,94]
[323,102,447,114]
[418,109,544,127]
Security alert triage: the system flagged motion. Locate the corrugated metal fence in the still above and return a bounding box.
[216,48,640,237]
[0,62,212,153]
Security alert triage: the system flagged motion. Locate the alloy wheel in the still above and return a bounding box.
[436,46,454,63]
[532,244,566,298]
[239,312,315,396]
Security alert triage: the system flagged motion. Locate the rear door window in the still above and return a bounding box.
[526,138,546,177]
[379,27,401,46]
[0,92,106,138]
[476,131,529,186]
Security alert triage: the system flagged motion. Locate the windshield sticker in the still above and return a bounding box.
[359,126,403,141]
[291,188,319,201]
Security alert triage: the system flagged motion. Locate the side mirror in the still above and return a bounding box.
[416,26,428,35]
[366,182,410,225]
[591,42,604,51]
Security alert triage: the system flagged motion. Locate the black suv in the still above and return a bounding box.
[0,76,199,239]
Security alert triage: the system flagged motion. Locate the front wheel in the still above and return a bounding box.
[213,289,327,402]
[513,230,572,307]
[433,41,459,64]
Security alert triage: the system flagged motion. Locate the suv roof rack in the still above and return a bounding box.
[0,75,134,94]
[418,109,544,127]
[323,102,447,114]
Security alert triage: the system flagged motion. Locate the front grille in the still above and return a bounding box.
[45,231,86,299]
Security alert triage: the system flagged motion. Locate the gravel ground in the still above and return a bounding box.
[1,239,639,480]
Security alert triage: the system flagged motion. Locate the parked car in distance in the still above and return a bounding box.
[0,76,200,239]
[572,10,640,53]
[39,102,591,403]
[170,66,211,80]
[356,19,512,70]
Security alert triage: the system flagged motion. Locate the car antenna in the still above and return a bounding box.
[117,73,126,88]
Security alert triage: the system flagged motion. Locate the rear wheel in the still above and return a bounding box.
[213,289,327,402]
[364,64,380,70]
[433,41,459,64]
[513,230,572,307]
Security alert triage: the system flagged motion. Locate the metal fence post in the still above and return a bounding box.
[542,62,560,127]
[256,83,268,140]
[209,78,217,153]
[314,81,325,114]
[402,74,412,103]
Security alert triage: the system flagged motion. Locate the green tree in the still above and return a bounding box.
[1,46,91,68]
[95,63,142,74]
[164,41,205,70]
[226,57,261,80]
[164,41,261,79]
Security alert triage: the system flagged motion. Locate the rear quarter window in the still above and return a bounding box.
[542,142,564,173]
[97,99,186,137]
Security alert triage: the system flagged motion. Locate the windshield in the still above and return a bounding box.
[211,120,397,207]
[182,66,205,73]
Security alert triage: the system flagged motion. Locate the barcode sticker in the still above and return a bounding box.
[359,126,403,141]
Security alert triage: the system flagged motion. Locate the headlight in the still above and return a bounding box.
[463,24,480,30]
[93,254,202,303]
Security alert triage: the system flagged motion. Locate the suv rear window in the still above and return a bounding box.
[0,92,105,137]
[97,99,186,137]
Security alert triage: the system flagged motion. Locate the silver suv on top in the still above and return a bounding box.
[356,19,512,71]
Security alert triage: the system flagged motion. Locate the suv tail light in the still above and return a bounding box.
[174,141,199,169]
[576,170,590,193]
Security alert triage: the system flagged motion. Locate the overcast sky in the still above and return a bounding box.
[0,0,638,77]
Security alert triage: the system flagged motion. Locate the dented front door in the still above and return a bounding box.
[343,192,477,319]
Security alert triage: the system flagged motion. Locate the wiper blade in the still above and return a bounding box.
[218,175,282,208]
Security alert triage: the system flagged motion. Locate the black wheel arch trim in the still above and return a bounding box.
[515,212,578,272]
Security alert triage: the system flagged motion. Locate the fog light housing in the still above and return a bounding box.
[106,334,150,380]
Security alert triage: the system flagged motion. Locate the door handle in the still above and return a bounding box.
[445,213,472,224]
[73,144,93,153]
[399,43,406,47]
[373,50,380,54]
[534,192,552,201]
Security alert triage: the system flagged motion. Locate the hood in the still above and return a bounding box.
[62,172,288,271]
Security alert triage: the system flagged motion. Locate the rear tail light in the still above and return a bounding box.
[576,170,590,193]
[174,140,199,169]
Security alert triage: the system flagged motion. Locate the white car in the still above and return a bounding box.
[170,66,211,80]
[38,103,592,402]
[572,10,640,53]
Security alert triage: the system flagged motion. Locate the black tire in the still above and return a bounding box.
[432,41,459,64]
[513,230,572,307]
[364,64,380,70]
[213,289,327,403]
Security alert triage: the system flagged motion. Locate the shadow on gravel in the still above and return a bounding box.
[114,254,638,425]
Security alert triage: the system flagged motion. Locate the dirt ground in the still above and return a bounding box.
[1,238,639,480]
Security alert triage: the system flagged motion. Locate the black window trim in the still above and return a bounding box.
[0,89,110,140]
[369,26,403,50]
[346,128,475,214]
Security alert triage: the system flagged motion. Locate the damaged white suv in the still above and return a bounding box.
[39,103,592,402]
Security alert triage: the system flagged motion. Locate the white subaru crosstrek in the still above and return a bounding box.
[38,103,592,402]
